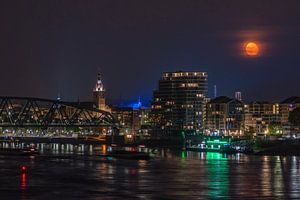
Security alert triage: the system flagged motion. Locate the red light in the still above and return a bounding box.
[21,165,27,172]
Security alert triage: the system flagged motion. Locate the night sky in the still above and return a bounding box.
[0,0,299,105]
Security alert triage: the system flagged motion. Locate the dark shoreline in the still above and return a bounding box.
[253,145,300,156]
[2,136,300,156]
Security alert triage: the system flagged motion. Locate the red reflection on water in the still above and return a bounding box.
[131,169,136,175]
[21,173,26,190]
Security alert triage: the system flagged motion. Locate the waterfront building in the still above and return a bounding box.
[93,73,111,113]
[244,101,281,135]
[202,97,211,129]
[279,97,300,136]
[111,103,151,141]
[280,96,300,125]
[111,107,139,139]
[151,71,208,137]
[205,96,244,136]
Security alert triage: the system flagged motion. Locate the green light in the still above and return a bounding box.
[181,151,185,160]
[206,140,229,145]
[206,152,228,198]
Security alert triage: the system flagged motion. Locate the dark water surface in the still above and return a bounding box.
[1,146,300,199]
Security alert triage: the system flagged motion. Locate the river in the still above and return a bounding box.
[0,144,300,199]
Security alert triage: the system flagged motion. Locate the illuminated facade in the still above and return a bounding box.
[93,73,111,113]
[111,106,151,140]
[244,101,281,135]
[279,96,300,125]
[206,96,244,136]
[151,71,208,136]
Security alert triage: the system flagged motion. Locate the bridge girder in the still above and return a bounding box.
[0,96,117,129]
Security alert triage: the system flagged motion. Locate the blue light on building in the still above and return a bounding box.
[128,97,142,109]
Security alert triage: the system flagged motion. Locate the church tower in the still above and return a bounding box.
[93,73,111,113]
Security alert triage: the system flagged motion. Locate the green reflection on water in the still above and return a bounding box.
[206,152,228,161]
[206,152,229,199]
[181,151,185,160]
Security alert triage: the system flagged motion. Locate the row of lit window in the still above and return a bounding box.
[182,104,194,108]
[152,105,162,109]
[183,125,194,130]
[180,83,199,88]
[165,101,175,105]
[164,72,207,78]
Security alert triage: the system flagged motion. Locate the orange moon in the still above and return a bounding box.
[245,42,259,56]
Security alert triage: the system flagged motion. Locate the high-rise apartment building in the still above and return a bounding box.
[151,71,208,136]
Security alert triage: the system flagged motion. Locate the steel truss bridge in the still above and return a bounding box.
[0,97,117,135]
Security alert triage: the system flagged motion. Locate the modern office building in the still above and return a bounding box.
[205,96,244,136]
[151,71,208,137]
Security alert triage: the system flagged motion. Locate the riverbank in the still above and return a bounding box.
[3,136,300,156]
[254,141,300,156]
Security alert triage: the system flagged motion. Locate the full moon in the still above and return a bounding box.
[245,42,259,56]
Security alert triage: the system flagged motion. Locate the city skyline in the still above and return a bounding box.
[0,2,300,199]
[0,0,299,103]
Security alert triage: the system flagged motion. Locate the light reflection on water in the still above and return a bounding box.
[0,144,300,199]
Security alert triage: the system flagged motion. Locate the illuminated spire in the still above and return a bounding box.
[94,73,105,92]
[138,96,142,107]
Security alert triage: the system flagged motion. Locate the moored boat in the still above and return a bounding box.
[107,149,151,160]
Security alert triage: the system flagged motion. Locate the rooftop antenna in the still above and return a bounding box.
[214,85,217,98]
[56,93,61,101]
